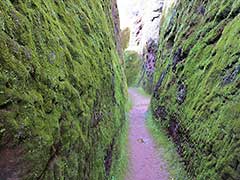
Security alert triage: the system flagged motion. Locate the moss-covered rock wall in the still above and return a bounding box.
[0,0,127,179]
[151,0,240,179]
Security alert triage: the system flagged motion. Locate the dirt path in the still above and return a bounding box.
[125,88,169,180]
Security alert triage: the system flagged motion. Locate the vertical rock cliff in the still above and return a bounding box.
[118,0,165,90]
[0,0,126,179]
[152,0,240,179]
[111,0,123,62]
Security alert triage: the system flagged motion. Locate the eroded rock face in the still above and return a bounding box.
[129,0,164,53]
[131,0,179,92]
[151,0,240,179]
[112,0,123,61]
[177,83,187,104]
[0,1,126,179]
[138,38,159,91]
[154,105,167,120]
[172,48,183,72]
[222,65,240,86]
[117,0,177,92]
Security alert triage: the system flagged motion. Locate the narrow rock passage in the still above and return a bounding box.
[125,88,169,180]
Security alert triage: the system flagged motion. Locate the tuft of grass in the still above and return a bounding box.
[146,111,190,180]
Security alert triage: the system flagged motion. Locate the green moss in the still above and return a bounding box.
[120,28,130,50]
[152,0,240,179]
[0,0,127,179]
[124,51,142,86]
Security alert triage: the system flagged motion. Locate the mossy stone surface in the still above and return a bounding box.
[151,0,240,179]
[0,0,127,179]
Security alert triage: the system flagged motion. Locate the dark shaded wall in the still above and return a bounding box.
[151,0,240,179]
[0,0,126,179]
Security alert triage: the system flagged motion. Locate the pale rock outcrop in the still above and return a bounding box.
[128,0,164,54]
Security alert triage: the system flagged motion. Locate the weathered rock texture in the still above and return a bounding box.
[124,0,164,92]
[112,0,123,62]
[151,0,240,179]
[0,0,126,179]
[138,0,163,52]
[139,38,159,92]
[128,0,164,53]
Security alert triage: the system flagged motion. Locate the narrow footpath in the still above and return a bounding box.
[125,88,169,180]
